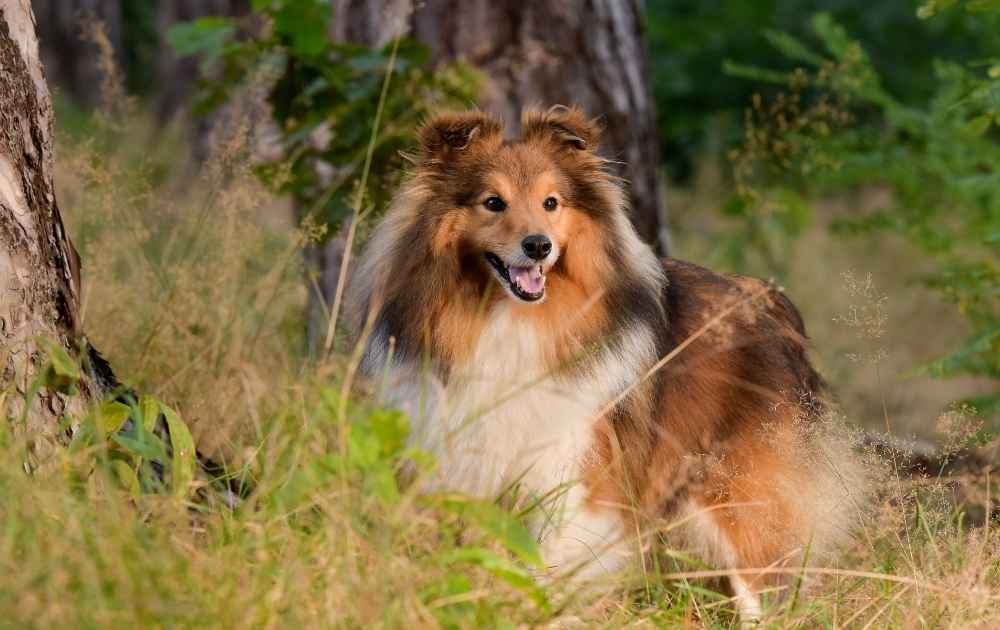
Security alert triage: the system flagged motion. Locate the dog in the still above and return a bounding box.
[349,106,865,620]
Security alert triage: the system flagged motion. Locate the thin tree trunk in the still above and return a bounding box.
[0,1,92,458]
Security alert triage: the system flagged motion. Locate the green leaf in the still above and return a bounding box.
[811,13,853,59]
[273,0,332,57]
[964,114,993,136]
[162,405,197,498]
[443,548,549,610]
[369,408,409,457]
[37,337,80,393]
[435,495,543,568]
[95,401,132,438]
[166,17,234,71]
[111,459,140,496]
[112,432,168,462]
[763,30,825,66]
[722,60,791,85]
[139,396,161,433]
[721,195,750,218]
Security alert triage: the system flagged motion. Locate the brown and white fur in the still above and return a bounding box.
[349,107,866,620]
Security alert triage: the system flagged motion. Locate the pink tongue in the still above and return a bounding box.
[509,265,545,294]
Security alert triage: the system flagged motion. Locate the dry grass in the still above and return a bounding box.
[0,99,995,628]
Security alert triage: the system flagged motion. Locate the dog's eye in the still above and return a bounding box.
[543,197,558,212]
[483,196,507,212]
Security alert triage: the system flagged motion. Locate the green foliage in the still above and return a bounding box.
[722,9,1000,420]
[168,0,478,236]
[242,382,551,624]
[646,0,1000,179]
[21,338,195,497]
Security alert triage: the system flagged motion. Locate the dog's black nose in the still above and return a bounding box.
[521,234,552,261]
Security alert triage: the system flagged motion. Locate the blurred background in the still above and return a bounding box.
[32,0,999,452]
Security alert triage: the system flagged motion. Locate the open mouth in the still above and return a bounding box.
[484,252,546,302]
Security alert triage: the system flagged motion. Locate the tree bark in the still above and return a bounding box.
[0,1,92,456]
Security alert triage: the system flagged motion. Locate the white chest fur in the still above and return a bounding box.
[375,305,653,501]
[372,305,653,576]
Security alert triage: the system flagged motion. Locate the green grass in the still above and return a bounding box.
[1,106,997,629]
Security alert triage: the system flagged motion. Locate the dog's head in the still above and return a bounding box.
[413,107,618,304]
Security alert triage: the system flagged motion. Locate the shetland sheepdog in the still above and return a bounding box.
[350,107,865,619]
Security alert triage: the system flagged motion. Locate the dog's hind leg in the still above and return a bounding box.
[675,440,816,624]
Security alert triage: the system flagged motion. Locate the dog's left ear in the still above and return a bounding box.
[522,106,602,152]
[418,110,504,164]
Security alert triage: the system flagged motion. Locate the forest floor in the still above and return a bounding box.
[0,107,996,628]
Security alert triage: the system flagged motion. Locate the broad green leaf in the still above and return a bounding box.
[39,338,79,380]
[162,405,197,498]
[96,401,132,438]
[112,432,168,462]
[273,0,332,57]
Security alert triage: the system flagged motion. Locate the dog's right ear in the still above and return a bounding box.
[418,111,503,163]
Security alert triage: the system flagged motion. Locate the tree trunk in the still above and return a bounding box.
[31,0,122,110]
[0,1,93,458]
[310,0,668,350]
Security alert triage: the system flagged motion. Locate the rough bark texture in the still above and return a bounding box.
[0,1,90,456]
[31,0,122,109]
[309,0,668,349]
